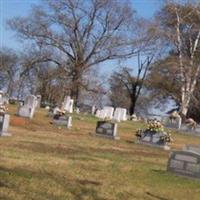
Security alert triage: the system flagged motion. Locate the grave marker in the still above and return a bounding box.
[167,150,200,179]
[62,96,74,113]
[103,106,114,119]
[53,116,72,128]
[0,114,11,136]
[113,107,127,122]
[18,95,37,119]
[136,130,170,150]
[95,121,119,139]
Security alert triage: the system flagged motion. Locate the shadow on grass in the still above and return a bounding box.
[146,192,173,200]
[14,140,168,161]
[151,169,168,175]
[0,166,109,200]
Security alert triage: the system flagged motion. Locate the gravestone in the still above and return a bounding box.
[163,116,182,129]
[0,114,11,136]
[95,109,106,119]
[92,105,96,115]
[62,96,74,113]
[0,91,9,105]
[53,116,72,128]
[95,121,119,139]
[136,130,170,150]
[18,95,37,119]
[36,95,42,108]
[167,150,200,179]
[75,107,80,114]
[95,109,100,118]
[113,108,127,122]
[103,106,114,119]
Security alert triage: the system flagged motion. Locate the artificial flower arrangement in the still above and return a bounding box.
[136,119,173,143]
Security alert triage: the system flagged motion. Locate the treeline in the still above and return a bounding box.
[1,0,200,120]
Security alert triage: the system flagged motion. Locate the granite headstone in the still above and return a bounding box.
[95,121,119,139]
[167,150,200,179]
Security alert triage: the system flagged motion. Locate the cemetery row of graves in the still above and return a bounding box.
[1,91,200,181]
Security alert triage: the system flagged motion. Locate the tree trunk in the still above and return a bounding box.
[70,69,81,107]
[129,97,137,116]
[180,82,191,120]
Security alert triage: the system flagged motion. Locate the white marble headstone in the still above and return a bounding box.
[103,106,114,119]
[113,108,127,122]
[0,114,11,136]
[18,95,37,119]
[62,96,74,113]
[92,105,96,115]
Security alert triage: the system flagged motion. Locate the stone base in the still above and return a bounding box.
[93,133,120,140]
[135,140,170,150]
[0,132,12,137]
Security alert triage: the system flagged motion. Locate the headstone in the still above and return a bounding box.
[36,95,42,108]
[103,106,114,119]
[75,107,80,114]
[0,91,9,105]
[0,114,11,136]
[62,96,74,113]
[113,108,121,122]
[53,116,72,128]
[113,107,127,122]
[92,105,96,115]
[95,109,106,119]
[167,150,200,179]
[95,121,119,139]
[0,91,4,105]
[136,130,170,150]
[163,116,182,129]
[95,109,100,118]
[18,95,37,119]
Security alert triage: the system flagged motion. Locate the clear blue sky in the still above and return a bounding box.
[0,0,161,49]
[0,0,161,74]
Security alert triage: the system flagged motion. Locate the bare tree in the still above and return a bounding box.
[8,0,138,105]
[157,2,200,117]
[109,53,153,115]
[0,48,19,96]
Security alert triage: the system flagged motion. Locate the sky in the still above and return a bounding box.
[0,0,161,50]
[0,0,162,76]
[0,0,169,113]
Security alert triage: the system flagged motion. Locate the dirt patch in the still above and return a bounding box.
[10,116,29,127]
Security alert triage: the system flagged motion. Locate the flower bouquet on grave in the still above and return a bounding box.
[160,132,173,143]
[136,119,173,143]
[147,119,164,133]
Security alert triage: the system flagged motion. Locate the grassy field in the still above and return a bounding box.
[1,105,200,200]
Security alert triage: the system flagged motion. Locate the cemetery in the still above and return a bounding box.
[1,0,200,200]
[1,102,200,200]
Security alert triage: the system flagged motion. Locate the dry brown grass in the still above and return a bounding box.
[1,105,200,200]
